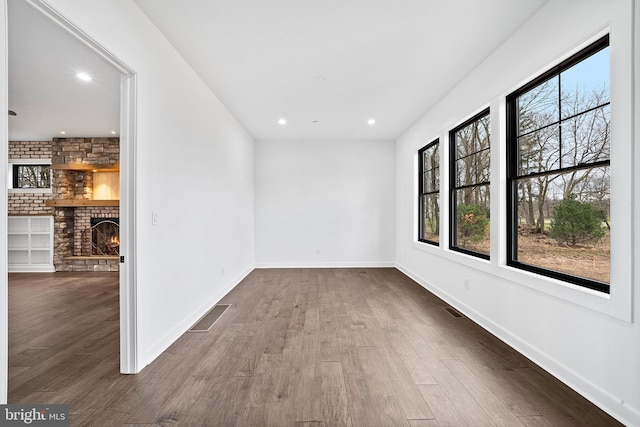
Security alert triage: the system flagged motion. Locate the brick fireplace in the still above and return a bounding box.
[48,137,120,272]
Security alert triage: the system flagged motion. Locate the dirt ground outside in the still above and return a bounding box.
[516,230,610,284]
[457,230,610,284]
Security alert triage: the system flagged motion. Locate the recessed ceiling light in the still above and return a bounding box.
[60,131,66,135]
[76,72,92,82]
[278,118,287,125]
[367,118,376,125]
[111,130,117,135]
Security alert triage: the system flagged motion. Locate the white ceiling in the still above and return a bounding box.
[8,0,549,142]
[8,0,121,141]
[132,0,548,140]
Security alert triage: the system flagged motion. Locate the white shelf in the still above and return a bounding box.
[8,216,55,272]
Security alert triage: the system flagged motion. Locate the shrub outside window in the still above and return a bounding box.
[506,35,610,293]
[450,109,491,259]
[418,139,440,245]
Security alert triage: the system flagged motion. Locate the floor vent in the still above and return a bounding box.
[189,304,231,332]
[443,306,465,318]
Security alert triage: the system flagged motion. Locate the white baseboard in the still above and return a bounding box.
[395,262,639,427]
[142,264,254,368]
[8,265,55,273]
[254,261,395,269]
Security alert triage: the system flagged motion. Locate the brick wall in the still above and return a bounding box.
[9,138,121,272]
[53,208,74,267]
[51,137,118,203]
[50,138,120,272]
[8,193,53,216]
[53,169,93,200]
[9,140,52,159]
[52,137,119,165]
[8,141,54,215]
[73,207,120,256]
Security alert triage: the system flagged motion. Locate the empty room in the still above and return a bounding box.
[1,0,639,426]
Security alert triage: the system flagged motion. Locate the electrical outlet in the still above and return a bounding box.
[464,278,469,290]
[316,248,320,255]
[152,211,159,226]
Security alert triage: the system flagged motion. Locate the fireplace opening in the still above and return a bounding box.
[91,217,119,256]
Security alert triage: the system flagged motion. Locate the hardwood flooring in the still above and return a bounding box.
[8,269,622,426]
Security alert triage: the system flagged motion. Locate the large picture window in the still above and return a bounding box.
[418,139,440,244]
[506,35,610,293]
[450,109,491,258]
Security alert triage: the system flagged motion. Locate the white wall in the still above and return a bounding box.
[395,0,639,425]
[0,0,256,392]
[255,140,394,267]
[1,1,636,423]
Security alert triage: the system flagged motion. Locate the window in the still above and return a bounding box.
[12,164,51,189]
[418,139,440,245]
[450,109,491,258]
[506,35,610,293]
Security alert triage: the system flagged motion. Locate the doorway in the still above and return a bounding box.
[2,0,138,402]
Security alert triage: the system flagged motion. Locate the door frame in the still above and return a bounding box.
[3,0,139,387]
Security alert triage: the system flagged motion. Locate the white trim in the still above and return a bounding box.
[7,159,52,191]
[24,1,133,76]
[7,158,51,164]
[119,72,138,374]
[1,0,8,403]
[415,136,442,246]
[7,264,54,272]
[143,266,253,367]
[255,262,396,269]
[503,27,611,101]
[395,263,639,427]
[445,103,492,138]
[632,0,638,327]
[409,237,624,316]
[407,35,634,321]
[8,188,52,194]
[20,0,139,374]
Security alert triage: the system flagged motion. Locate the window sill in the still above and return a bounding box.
[411,240,629,322]
[8,188,52,194]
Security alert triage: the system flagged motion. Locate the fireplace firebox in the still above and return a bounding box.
[91,218,119,256]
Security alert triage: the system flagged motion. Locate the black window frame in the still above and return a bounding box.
[418,139,440,245]
[506,35,610,293]
[449,108,491,260]
[12,164,52,189]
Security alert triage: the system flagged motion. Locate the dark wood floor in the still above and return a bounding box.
[8,269,622,426]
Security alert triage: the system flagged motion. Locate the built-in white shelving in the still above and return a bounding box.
[8,216,55,272]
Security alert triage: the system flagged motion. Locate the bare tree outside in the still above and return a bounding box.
[452,111,490,256]
[14,165,51,189]
[419,141,440,243]
[512,43,610,285]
